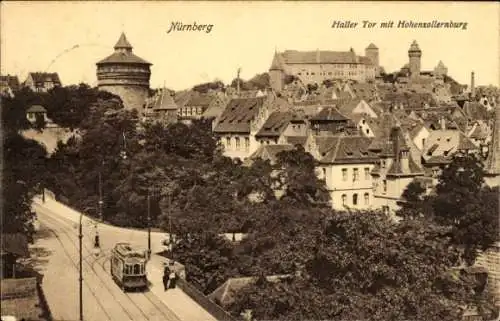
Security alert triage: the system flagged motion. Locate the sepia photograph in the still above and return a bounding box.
[1,1,499,321]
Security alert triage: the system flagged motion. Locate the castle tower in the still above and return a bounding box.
[433,60,448,77]
[96,33,152,111]
[365,43,379,68]
[408,40,422,78]
[484,103,500,187]
[269,50,285,92]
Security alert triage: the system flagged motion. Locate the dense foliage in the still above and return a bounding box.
[398,152,500,265]
[26,83,498,320]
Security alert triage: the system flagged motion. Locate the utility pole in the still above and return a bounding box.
[168,192,173,259]
[79,214,84,321]
[95,170,102,249]
[147,191,151,259]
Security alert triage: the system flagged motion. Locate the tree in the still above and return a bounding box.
[228,210,493,321]
[431,152,499,265]
[396,179,431,219]
[2,132,48,241]
[192,81,225,93]
[274,146,330,208]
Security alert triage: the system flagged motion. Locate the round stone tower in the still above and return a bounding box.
[365,43,379,68]
[96,33,152,111]
[408,40,422,78]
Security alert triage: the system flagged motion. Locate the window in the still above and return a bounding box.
[134,264,141,275]
[353,168,359,181]
[383,180,387,193]
[381,160,386,168]
[422,138,426,147]
[322,168,326,179]
[342,194,347,206]
[352,194,358,205]
[226,137,231,147]
[366,129,370,134]
[342,168,348,181]
[244,137,250,151]
[382,206,390,215]
[364,168,370,180]
[235,137,241,149]
[364,193,369,205]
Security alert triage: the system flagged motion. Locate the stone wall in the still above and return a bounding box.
[0,277,44,320]
[99,85,149,111]
[475,242,500,306]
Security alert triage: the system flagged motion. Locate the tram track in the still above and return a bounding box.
[37,208,181,321]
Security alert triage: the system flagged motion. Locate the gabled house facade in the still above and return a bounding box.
[24,72,61,92]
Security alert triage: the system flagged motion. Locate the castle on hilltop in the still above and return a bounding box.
[269,44,380,92]
[96,33,152,111]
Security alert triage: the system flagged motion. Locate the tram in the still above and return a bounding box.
[110,242,148,291]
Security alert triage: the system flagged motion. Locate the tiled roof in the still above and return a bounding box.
[249,144,295,164]
[469,122,489,139]
[1,233,29,257]
[350,83,377,100]
[28,72,61,85]
[213,97,265,134]
[147,89,177,110]
[26,104,47,113]
[279,50,366,65]
[208,275,292,306]
[286,136,308,147]
[310,106,349,121]
[255,111,294,138]
[96,51,151,65]
[463,101,492,121]
[367,112,400,150]
[423,130,479,161]
[319,136,378,164]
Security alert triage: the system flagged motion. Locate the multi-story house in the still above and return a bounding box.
[371,126,425,215]
[177,92,227,124]
[23,72,61,92]
[143,88,178,124]
[0,74,20,97]
[214,95,286,160]
[307,134,379,210]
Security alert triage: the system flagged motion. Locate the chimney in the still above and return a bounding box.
[237,67,241,97]
[440,116,446,130]
[471,71,475,99]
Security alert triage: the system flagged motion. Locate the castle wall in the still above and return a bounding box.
[99,85,149,111]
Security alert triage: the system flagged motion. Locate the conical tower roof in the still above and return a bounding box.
[114,32,132,50]
[366,43,378,50]
[485,106,500,175]
[270,52,284,71]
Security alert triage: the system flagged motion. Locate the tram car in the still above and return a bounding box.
[110,242,148,291]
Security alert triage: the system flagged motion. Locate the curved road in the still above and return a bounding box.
[32,196,217,321]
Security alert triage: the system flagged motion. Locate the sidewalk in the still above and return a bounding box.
[147,254,217,321]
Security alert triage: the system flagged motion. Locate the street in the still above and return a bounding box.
[31,196,217,321]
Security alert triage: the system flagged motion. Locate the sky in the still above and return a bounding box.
[1,1,499,91]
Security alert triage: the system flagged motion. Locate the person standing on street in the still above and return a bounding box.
[163,264,170,291]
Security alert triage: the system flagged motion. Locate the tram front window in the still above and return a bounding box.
[134,264,141,275]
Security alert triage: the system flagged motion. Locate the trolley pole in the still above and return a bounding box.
[147,192,151,259]
[79,214,84,321]
[94,171,103,249]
